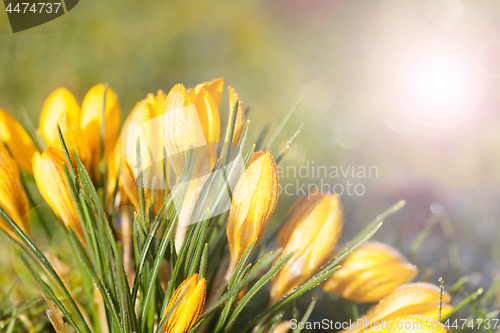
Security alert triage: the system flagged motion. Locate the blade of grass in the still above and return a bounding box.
[441,288,483,321]
[224,251,294,330]
[293,295,318,333]
[276,123,304,166]
[187,249,284,333]
[264,98,302,150]
[0,207,92,333]
[139,216,178,331]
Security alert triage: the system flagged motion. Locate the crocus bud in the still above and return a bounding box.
[364,315,446,333]
[40,88,91,169]
[162,274,206,333]
[57,112,92,169]
[341,283,452,333]
[81,84,121,177]
[0,110,38,173]
[0,145,30,238]
[33,147,84,242]
[322,241,418,303]
[198,78,224,107]
[188,84,221,167]
[270,192,342,304]
[40,88,80,146]
[120,91,166,211]
[225,86,246,144]
[226,151,279,275]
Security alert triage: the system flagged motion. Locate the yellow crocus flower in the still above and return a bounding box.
[0,144,30,238]
[162,274,206,333]
[40,88,91,169]
[0,110,38,173]
[40,88,80,146]
[322,241,418,303]
[364,315,446,333]
[270,192,343,304]
[81,84,121,177]
[120,91,166,212]
[33,147,84,242]
[226,151,279,275]
[342,283,452,333]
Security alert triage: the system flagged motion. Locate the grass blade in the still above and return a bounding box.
[264,98,302,150]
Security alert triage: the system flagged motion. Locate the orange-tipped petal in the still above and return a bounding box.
[163,274,206,333]
[227,151,279,274]
[270,192,342,304]
[0,144,30,238]
[226,86,246,144]
[341,283,452,333]
[40,88,80,146]
[81,84,121,176]
[0,110,38,173]
[322,241,418,303]
[33,147,84,242]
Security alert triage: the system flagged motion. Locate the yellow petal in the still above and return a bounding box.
[81,84,121,176]
[364,315,447,333]
[270,192,342,304]
[163,274,206,333]
[224,86,246,145]
[0,144,30,238]
[57,112,92,170]
[33,147,84,242]
[322,241,418,303]
[120,91,167,212]
[226,151,279,274]
[0,110,38,173]
[40,88,80,146]
[342,283,451,333]
[199,78,224,107]
[163,84,207,177]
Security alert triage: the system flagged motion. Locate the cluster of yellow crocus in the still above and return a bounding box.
[341,283,451,333]
[0,78,247,244]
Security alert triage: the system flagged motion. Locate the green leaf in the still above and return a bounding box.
[224,251,294,330]
[0,206,92,333]
[187,249,284,333]
[264,98,302,150]
[276,123,304,166]
[409,213,439,259]
[199,243,208,280]
[293,295,317,333]
[140,217,178,331]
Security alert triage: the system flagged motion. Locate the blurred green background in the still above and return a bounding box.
[1,0,500,328]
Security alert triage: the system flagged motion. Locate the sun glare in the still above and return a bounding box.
[398,43,481,126]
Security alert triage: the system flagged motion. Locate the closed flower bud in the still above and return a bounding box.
[81,84,121,177]
[0,110,38,173]
[225,86,246,144]
[33,147,84,242]
[40,88,91,169]
[322,241,418,303]
[341,283,452,333]
[40,88,80,146]
[120,91,166,211]
[226,151,279,275]
[270,192,342,304]
[162,274,206,333]
[364,315,446,333]
[0,145,30,238]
